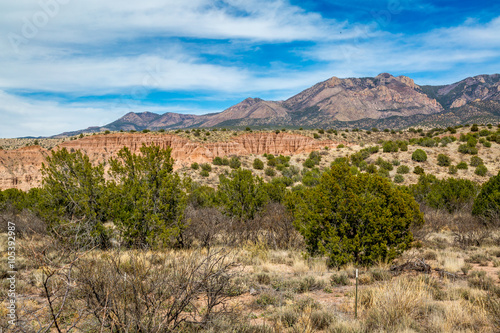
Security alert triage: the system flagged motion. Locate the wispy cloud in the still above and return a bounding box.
[0,0,499,137]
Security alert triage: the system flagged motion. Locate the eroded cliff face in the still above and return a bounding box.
[0,133,338,191]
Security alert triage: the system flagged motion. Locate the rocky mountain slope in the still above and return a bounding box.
[57,73,500,136]
[421,74,500,109]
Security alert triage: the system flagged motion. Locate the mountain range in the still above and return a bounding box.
[60,73,500,136]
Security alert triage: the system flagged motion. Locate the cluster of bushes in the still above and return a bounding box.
[2,144,500,268]
[213,156,241,169]
[303,151,321,168]
[382,140,408,152]
[409,175,480,213]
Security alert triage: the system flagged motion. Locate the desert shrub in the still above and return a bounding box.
[265,167,276,177]
[366,164,377,174]
[392,159,400,166]
[457,161,468,170]
[394,174,404,183]
[363,277,431,332]
[470,156,484,167]
[229,157,241,169]
[437,154,451,167]
[310,310,335,330]
[413,166,425,175]
[369,267,392,281]
[397,165,410,174]
[417,137,437,147]
[253,158,264,170]
[200,170,209,177]
[471,124,479,132]
[410,175,479,213]
[472,170,500,220]
[330,272,350,286]
[376,158,394,171]
[475,165,488,176]
[213,156,223,165]
[281,165,300,178]
[412,149,427,162]
[302,169,321,187]
[378,168,390,178]
[201,163,212,172]
[221,157,230,166]
[76,250,237,331]
[191,162,199,170]
[382,141,399,153]
[448,165,458,175]
[289,162,423,267]
[398,140,409,151]
[303,151,321,168]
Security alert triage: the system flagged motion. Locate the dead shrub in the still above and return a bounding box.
[75,249,238,331]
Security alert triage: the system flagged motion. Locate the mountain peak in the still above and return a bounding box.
[376,73,394,79]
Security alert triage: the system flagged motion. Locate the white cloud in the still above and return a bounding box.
[0,0,351,52]
[0,90,222,138]
[304,15,500,83]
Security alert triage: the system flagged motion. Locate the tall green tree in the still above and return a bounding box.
[290,162,424,267]
[217,169,268,222]
[109,144,187,248]
[40,148,109,249]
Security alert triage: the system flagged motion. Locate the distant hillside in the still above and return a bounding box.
[58,73,500,136]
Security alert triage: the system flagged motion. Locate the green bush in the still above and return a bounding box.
[437,154,451,167]
[448,165,458,175]
[470,156,484,167]
[213,156,223,165]
[366,164,377,174]
[471,124,479,132]
[201,163,212,172]
[475,165,488,176]
[330,272,350,286]
[456,162,468,170]
[410,175,479,213]
[200,170,209,177]
[472,170,500,220]
[289,162,423,267]
[218,169,268,222]
[397,165,410,174]
[479,129,490,137]
[413,166,425,175]
[106,145,187,249]
[229,157,241,169]
[394,174,404,183]
[190,162,199,170]
[253,158,264,170]
[412,149,427,162]
[265,167,276,177]
[303,151,321,168]
[382,141,399,153]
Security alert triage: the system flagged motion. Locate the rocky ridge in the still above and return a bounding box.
[0,132,337,191]
[61,72,500,135]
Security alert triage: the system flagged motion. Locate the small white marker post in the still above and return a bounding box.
[355,268,358,319]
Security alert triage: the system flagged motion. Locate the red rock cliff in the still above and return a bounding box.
[0,133,338,191]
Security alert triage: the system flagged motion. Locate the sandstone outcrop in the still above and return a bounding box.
[0,133,338,191]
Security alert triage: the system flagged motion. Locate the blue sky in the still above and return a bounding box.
[1,0,499,137]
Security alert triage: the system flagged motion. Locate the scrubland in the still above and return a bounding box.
[1,123,500,332]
